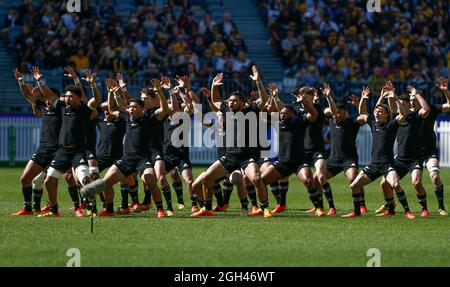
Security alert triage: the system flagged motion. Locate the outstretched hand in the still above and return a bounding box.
[151,78,162,90]
[268,83,279,97]
[361,86,370,99]
[249,65,259,81]
[383,81,395,98]
[406,85,417,96]
[199,87,211,98]
[292,89,304,103]
[64,66,77,79]
[116,73,127,89]
[30,66,42,81]
[176,75,191,89]
[13,68,23,80]
[83,70,95,84]
[321,82,331,97]
[436,76,448,91]
[212,73,223,87]
[161,76,171,90]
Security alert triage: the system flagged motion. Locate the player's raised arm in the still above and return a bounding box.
[359,86,370,116]
[64,65,86,102]
[349,94,366,125]
[250,65,268,109]
[384,81,398,114]
[407,85,430,118]
[30,66,58,103]
[161,76,180,113]
[268,82,282,112]
[436,76,450,112]
[389,91,406,124]
[107,79,127,112]
[176,75,194,114]
[152,77,169,121]
[322,82,336,116]
[14,68,36,104]
[375,85,387,108]
[107,82,121,117]
[356,86,370,124]
[210,73,224,111]
[294,89,317,122]
[116,73,131,105]
[84,70,101,111]
[199,87,219,112]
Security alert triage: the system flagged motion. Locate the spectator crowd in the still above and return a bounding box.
[2,0,253,93]
[258,0,449,91]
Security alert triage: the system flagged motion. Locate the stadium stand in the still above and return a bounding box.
[0,0,258,113]
[256,0,449,104]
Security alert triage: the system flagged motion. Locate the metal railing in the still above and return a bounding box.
[1,115,450,167]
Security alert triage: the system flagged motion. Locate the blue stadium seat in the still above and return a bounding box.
[7,25,21,47]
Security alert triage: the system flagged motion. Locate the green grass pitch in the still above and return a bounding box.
[1,166,449,267]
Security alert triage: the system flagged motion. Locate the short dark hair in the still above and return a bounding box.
[298,86,314,97]
[398,94,410,101]
[130,98,145,108]
[65,85,82,97]
[282,104,295,113]
[141,87,156,98]
[375,104,390,114]
[336,102,347,110]
[50,87,60,97]
[229,91,244,101]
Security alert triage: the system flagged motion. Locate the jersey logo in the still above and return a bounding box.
[317,154,324,159]
[79,159,85,164]
[51,160,56,164]
[156,155,162,159]
[183,163,189,168]
[220,156,226,161]
[350,163,356,167]
[145,161,151,165]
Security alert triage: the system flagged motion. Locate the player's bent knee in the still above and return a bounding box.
[47,167,62,179]
[32,171,47,190]
[229,171,242,184]
[75,165,90,186]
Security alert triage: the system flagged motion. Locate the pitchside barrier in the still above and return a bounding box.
[1,115,450,167]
